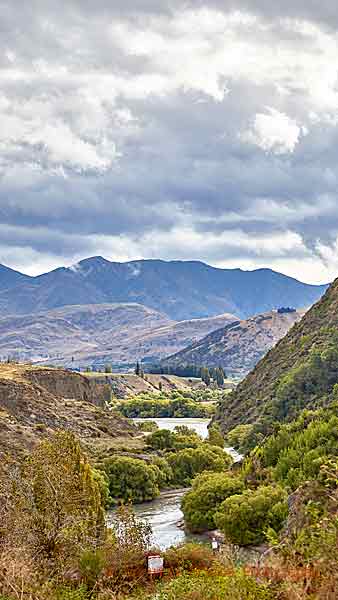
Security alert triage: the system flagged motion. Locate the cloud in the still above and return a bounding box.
[241,108,305,154]
[1,1,338,284]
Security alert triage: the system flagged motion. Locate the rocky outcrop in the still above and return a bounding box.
[24,367,111,407]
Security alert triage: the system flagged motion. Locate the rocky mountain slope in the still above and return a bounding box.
[0,257,327,320]
[214,277,338,437]
[0,304,237,367]
[0,364,136,458]
[162,309,304,377]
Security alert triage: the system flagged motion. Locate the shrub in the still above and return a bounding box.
[206,424,224,448]
[182,472,244,532]
[103,456,161,503]
[136,420,159,433]
[215,485,288,546]
[168,445,232,487]
[163,542,215,574]
[0,432,105,571]
[137,570,273,600]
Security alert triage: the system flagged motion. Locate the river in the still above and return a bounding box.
[109,418,242,549]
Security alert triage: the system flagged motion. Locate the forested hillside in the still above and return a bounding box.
[214,277,338,446]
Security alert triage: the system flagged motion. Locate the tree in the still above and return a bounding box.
[215,485,288,546]
[0,432,105,566]
[201,367,211,386]
[207,424,225,448]
[105,364,112,373]
[168,444,233,487]
[103,456,160,503]
[182,472,244,532]
[135,361,141,376]
[215,367,225,387]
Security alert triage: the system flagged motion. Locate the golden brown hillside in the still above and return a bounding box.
[0,363,137,459]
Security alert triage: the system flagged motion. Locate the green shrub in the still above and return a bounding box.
[136,420,159,432]
[137,569,273,600]
[168,445,232,487]
[215,485,288,546]
[206,424,224,448]
[103,456,160,503]
[182,472,244,532]
[54,586,90,600]
[147,427,202,451]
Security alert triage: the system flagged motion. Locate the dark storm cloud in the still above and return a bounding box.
[1,0,338,280]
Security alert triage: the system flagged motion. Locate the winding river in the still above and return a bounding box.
[110,417,242,549]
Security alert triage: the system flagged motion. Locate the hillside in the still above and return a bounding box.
[163,310,304,377]
[86,372,206,399]
[0,303,237,367]
[0,363,137,458]
[0,257,327,320]
[214,277,338,438]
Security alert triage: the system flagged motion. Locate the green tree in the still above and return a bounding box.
[215,485,288,545]
[168,445,232,487]
[207,424,225,448]
[182,472,244,532]
[103,456,160,503]
[215,367,225,387]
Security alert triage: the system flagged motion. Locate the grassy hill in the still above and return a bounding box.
[162,309,304,377]
[214,278,338,442]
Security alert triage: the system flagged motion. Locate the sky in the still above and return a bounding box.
[1,1,338,283]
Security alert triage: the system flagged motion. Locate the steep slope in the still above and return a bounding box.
[0,304,236,367]
[214,278,338,437]
[0,364,136,459]
[0,257,327,319]
[0,264,32,292]
[162,310,304,377]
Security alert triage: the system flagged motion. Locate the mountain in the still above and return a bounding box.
[214,277,338,440]
[0,257,328,320]
[0,363,136,458]
[0,264,31,292]
[162,309,304,377]
[0,303,237,367]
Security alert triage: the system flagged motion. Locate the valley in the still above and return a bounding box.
[0,261,336,600]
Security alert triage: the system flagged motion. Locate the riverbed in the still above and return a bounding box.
[109,417,242,549]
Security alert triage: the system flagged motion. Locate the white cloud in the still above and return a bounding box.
[241,108,304,154]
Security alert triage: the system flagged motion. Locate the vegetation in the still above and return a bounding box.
[214,280,338,446]
[113,390,215,418]
[136,569,273,600]
[103,456,162,503]
[167,444,232,487]
[147,364,227,380]
[182,472,244,532]
[215,485,288,546]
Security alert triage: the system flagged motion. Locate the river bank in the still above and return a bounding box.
[106,417,243,549]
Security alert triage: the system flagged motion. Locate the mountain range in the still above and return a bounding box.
[162,309,304,377]
[0,303,236,367]
[0,257,328,320]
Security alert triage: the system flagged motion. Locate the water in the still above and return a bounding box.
[133,417,210,438]
[109,418,242,549]
[134,417,243,462]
